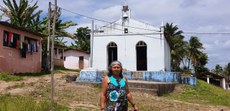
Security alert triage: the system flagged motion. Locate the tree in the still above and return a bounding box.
[194,53,209,76]
[0,0,77,70]
[187,36,204,70]
[0,0,43,31]
[224,63,230,81]
[72,27,90,52]
[164,23,185,71]
[212,64,223,75]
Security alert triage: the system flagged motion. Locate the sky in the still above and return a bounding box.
[0,0,230,69]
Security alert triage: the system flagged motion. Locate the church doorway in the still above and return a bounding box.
[136,41,147,70]
[107,42,117,66]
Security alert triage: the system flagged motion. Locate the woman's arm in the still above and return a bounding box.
[124,76,139,111]
[100,76,108,111]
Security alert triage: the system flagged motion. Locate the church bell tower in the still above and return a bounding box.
[122,1,130,33]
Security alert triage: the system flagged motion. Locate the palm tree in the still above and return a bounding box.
[1,0,77,70]
[0,0,42,31]
[164,23,183,47]
[194,52,209,76]
[187,36,204,70]
[164,23,185,71]
[47,7,76,38]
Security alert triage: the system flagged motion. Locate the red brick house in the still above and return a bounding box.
[0,22,42,73]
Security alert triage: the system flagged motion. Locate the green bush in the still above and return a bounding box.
[0,72,23,82]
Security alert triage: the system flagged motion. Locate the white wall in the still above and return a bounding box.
[92,18,169,71]
[64,50,89,69]
[164,38,171,71]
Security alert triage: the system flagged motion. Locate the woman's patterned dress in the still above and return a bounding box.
[105,76,128,111]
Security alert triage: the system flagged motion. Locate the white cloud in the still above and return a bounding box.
[93,5,121,22]
[223,40,230,49]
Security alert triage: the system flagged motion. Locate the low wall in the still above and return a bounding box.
[179,76,197,86]
[76,70,180,83]
[123,71,180,82]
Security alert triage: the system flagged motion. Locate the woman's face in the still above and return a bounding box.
[111,64,121,76]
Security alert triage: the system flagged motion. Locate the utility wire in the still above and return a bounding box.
[51,3,160,32]
[50,4,230,37]
[183,32,230,35]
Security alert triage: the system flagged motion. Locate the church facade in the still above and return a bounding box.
[92,4,171,72]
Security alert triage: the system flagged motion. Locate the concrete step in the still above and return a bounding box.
[128,80,177,96]
[129,87,158,95]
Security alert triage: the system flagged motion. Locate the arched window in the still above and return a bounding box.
[107,42,118,66]
[136,41,147,70]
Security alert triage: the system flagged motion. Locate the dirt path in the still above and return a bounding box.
[1,71,230,111]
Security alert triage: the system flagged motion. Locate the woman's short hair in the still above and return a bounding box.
[108,61,123,78]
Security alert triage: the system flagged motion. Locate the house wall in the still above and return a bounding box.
[93,19,169,71]
[54,47,64,67]
[64,50,89,69]
[0,24,42,73]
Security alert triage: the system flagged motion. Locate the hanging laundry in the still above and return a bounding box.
[16,40,19,49]
[4,32,8,42]
[3,32,8,46]
[34,43,37,52]
[8,32,12,42]
[12,36,17,48]
[10,32,13,43]
[20,42,23,49]
[28,42,30,52]
[21,42,27,58]
[30,43,33,55]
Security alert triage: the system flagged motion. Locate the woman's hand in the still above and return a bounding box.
[133,104,139,111]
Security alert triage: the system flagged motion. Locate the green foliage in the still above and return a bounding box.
[213,64,223,75]
[72,27,90,52]
[0,72,23,82]
[164,23,186,71]
[15,71,51,77]
[54,66,80,72]
[166,80,230,106]
[1,0,43,32]
[164,23,208,74]
[0,94,69,111]
[225,63,230,80]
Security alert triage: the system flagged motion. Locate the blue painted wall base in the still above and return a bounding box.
[76,69,102,83]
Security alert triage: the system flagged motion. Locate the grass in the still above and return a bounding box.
[0,66,80,82]
[15,71,51,77]
[2,69,230,110]
[0,72,23,82]
[0,94,69,111]
[54,66,80,73]
[165,79,230,106]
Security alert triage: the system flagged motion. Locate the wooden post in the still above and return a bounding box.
[50,0,57,103]
[47,2,51,71]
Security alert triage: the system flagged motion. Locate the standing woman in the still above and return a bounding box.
[100,61,139,111]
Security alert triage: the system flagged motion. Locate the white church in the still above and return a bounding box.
[92,4,171,72]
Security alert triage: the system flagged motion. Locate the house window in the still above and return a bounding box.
[3,30,20,48]
[24,36,38,53]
